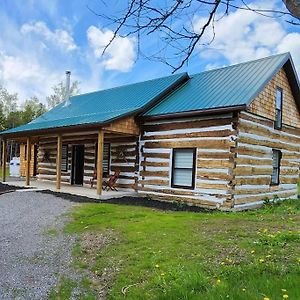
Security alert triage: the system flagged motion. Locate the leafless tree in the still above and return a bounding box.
[89,0,300,72]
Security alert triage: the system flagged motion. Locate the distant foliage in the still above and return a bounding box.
[46,80,80,109]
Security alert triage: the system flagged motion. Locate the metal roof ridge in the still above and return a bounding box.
[189,52,290,78]
[70,72,188,99]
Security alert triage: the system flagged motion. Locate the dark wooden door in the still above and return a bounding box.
[71,145,84,185]
[33,145,38,176]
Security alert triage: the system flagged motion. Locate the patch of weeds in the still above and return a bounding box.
[256,229,300,247]
[49,277,76,300]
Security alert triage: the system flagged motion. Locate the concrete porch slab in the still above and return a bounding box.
[4,177,138,200]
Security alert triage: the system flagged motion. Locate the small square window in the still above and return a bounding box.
[61,145,68,172]
[171,148,196,189]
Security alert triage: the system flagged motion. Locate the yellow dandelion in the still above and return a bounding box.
[160,272,165,276]
[155,264,160,268]
[216,279,221,284]
[283,295,288,299]
[221,262,225,265]
[298,258,300,263]
[263,297,270,300]
[259,258,265,263]
[242,288,246,292]
[251,250,255,254]
[281,289,287,292]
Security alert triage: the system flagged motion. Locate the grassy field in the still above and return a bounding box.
[50,199,300,300]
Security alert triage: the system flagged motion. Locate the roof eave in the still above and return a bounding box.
[140,104,247,121]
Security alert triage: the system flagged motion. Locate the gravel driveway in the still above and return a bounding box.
[0,190,77,299]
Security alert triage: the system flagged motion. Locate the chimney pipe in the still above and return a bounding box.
[63,70,71,107]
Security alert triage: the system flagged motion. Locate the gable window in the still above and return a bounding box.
[95,142,110,176]
[171,148,196,189]
[271,149,282,185]
[274,87,283,129]
[61,145,68,172]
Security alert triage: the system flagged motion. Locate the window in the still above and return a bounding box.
[271,149,281,185]
[95,143,110,176]
[171,148,196,189]
[61,145,68,172]
[274,87,283,129]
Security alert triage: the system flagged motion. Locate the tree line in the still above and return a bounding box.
[0,80,80,162]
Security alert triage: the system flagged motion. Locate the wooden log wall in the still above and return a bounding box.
[36,134,138,190]
[138,113,237,209]
[233,111,300,209]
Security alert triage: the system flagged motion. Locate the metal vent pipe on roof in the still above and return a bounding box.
[63,70,71,107]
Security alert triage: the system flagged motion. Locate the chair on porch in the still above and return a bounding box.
[90,169,121,191]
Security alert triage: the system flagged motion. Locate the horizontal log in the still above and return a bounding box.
[139,179,169,186]
[196,182,229,190]
[234,189,297,205]
[198,152,234,159]
[280,177,299,184]
[142,129,234,141]
[197,159,232,169]
[111,165,136,172]
[140,170,169,177]
[197,172,233,181]
[141,161,169,167]
[239,136,300,152]
[143,117,233,132]
[280,168,299,175]
[234,166,272,176]
[236,157,272,165]
[142,152,170,159]
[234,176,271,185]
[145,139,234,149]
[235,146,270,156]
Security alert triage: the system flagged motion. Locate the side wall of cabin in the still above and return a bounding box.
[233,67,300,209]
[233,111,300,209]
[138,113,237,209]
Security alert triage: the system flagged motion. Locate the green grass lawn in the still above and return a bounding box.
[52,200,300,300]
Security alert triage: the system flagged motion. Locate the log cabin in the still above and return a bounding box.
[1,52,299,210]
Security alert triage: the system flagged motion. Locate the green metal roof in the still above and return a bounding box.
[1,73,187,135]
[1,52,299,136]
[145,53,299,117]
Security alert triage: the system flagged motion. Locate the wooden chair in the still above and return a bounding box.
[102,170,121,191]
[90,169,120,191]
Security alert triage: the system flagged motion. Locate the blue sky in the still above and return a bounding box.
[0,0,299,104]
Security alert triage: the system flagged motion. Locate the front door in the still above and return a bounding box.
[71,145,84,185]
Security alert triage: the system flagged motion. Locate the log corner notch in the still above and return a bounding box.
[2,139,7,182]
[26,137,31,186]
[96,130,104,196]
[56,134,62,190]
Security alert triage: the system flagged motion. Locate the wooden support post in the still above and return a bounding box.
[56,134,62,190]
[96,130,104,196]
[2,139,7,182]
[26,137,31,186]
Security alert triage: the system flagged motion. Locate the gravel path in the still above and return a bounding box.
[0,191,78,300]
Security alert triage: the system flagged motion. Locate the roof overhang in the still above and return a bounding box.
[140,104,247,121]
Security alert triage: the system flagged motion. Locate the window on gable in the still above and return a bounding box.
[274,87,283,129]
[61,145,68,172]
[271,149,282,185]
[171,148,196,189]
[95,142,110,176]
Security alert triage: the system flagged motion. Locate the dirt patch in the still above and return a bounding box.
[39,190,211,212]
[78,231,120,299]
[0,182,26,195]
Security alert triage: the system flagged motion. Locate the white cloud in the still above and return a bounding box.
[87,25,136,72]
[21,21,77,52]
[192,1,300,74]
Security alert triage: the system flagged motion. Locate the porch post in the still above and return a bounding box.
[26,137,31,186]
[96,130,104,195]
[56,134,62,190]
[2,139,7,182]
